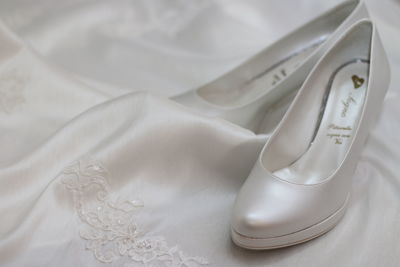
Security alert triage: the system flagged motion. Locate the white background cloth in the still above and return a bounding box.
[0,0,399,266]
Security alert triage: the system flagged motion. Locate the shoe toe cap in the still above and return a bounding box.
[231,203,294,239]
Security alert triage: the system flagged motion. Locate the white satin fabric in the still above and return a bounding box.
[0,0,399,266]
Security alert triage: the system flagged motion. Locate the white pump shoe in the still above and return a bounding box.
[174,0,368,133]
[230,19,390,249]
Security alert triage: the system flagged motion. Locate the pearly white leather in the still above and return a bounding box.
[231,20,390,244]
[173,0,369,133]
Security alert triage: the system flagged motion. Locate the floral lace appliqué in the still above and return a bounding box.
[0,67,29,113]
[61,157,208,266]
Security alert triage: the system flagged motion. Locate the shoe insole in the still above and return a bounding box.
[273,60,369,184]
[199,40,323,107]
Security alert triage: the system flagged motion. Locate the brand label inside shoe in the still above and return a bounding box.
[325,71,367,145]
[271,68,288,86]
[352,75,365,88]
[341,93,357,118]
[326,124,352,145]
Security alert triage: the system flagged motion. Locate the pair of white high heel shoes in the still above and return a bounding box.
[174,0,390,249]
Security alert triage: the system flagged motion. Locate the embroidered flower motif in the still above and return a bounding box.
[61,157,208,266]
[0,67,29,113]
[96,0,210,39]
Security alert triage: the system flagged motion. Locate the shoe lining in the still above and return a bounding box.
[198,40,324,107]
[273,59,369,184]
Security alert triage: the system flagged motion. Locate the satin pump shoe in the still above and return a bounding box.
[231,19,390,249]
[174,0,368,133]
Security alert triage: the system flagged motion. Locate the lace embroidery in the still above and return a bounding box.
[0,67,29,113]
[61,157,208,266]
[3,0,88,29]
[96,0,210,38]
